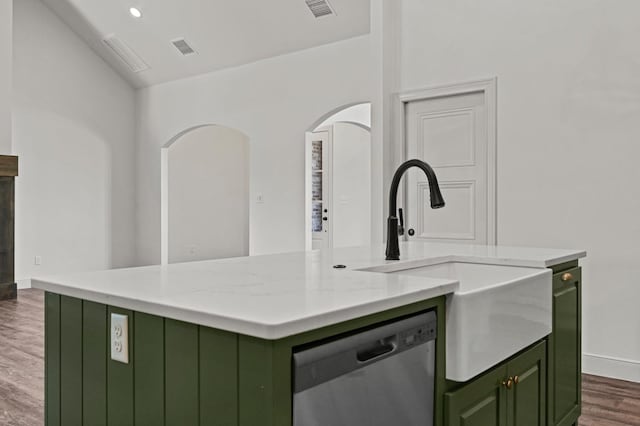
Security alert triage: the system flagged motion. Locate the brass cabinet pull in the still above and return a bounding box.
[502,377,514,389]
[513,375,519,385]
[561,272,573,282]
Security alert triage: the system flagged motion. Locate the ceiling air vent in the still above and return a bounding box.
[171,38,197,56]
[305,0,336,18]
[102,35,149,73]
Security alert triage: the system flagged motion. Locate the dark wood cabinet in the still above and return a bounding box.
[0,155,18,301]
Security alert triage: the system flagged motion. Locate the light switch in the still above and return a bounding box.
[111,313,129,364]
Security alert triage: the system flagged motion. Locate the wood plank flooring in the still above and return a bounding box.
[581,374,640,425]
[0,289,44,426]
[0,289,638,425]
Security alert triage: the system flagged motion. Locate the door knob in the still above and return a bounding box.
[408,228,415,236]
[502,377,514,389]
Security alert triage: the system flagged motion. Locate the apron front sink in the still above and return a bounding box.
[383,261,552,382]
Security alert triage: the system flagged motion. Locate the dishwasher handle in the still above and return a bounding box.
[356,338,397,363]
[294,311,436,393]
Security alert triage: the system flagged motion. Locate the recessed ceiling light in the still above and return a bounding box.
[129,7,142,18]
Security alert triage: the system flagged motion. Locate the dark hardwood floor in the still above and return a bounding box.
[0,289,638,425]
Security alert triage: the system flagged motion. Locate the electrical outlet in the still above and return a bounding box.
[34,256,42,266]
[110,313,129,364]
[256,194,264,203]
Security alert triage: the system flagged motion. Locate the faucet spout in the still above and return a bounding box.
[386,159,445,260]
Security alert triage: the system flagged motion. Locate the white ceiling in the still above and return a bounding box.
[41,0,370,88]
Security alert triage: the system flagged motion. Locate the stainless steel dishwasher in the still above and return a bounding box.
[293,311,437,426]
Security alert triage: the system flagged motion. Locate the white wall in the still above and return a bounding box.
[316,103,371,130]
[369,0,401,246]
[396,0,640,380]
[331,122,371,248]
[167,125,249,263]
[136,35,373,264]
[12,0,137,284]
[0,0,11,154]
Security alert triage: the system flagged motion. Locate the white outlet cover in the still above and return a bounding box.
[110,313,129,364]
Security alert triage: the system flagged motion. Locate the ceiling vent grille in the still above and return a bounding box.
[102,35,149,73]
[171,38,197,56]
[305,0,335,18]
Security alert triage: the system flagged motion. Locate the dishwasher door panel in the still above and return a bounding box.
[293,340,435,426]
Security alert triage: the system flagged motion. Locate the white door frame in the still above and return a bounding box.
[305,127,333,251]
[394,78,498,245]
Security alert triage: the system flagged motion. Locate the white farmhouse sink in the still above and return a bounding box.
[386,261,552,382]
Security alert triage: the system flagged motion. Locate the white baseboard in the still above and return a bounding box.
[16,279,32,290]
[583,352,640,383]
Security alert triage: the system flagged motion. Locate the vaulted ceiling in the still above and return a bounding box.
[41,0,370,88]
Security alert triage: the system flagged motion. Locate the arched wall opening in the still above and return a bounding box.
[305,103,372,250]
[309,102,371,132]
[161,125,250,265]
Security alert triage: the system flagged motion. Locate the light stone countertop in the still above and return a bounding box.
[32,241,585,339]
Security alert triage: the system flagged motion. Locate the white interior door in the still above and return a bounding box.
[404,82,496,245]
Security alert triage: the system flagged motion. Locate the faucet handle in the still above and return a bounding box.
[398,208,405,236]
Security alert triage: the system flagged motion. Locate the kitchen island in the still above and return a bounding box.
[34,241,585,426]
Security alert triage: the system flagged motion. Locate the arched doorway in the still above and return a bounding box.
[305,103,372,250]
[161,125,250,264]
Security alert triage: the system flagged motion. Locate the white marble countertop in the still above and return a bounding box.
[32,242,585,339]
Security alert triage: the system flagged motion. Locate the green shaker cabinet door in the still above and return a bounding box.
[446,341,547,426]
[445,365,508,426]
[549,267,582,426]
[508,341,546,426]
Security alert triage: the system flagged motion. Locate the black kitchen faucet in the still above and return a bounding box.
[385,159,445,260]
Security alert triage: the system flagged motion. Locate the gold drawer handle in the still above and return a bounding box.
[513,375,519,385]
[562,272,573,282]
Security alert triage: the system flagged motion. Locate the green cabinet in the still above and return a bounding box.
[45,292,447,426]
[445,364,508,426]
[548,266,582,426]
[509,341,547,426]
[43,261,582,426]
[446,341,546,426]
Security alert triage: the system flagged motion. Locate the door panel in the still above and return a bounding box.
[421,109,476,168]
[445,365,508,426]
[550,267,581,426]
[508,341,546,426]
[307,130,332,250]
[418,181,475,239]
[405,87,493,244]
